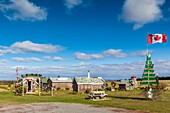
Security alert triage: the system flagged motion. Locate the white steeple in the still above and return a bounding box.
[88,70,90,78]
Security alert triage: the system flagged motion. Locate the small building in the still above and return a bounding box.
[41,77,48,90]
[118,80,134,90]
[21,74,42,94]
[118,76,138,90]
[47,77,72,90]
[73,77,105,92]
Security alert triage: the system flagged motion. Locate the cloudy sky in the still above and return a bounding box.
[0,0,170,80]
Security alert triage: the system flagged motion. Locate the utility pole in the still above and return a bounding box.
[39,77,41,96]
[16,67,19,94]
[22,78,24,96]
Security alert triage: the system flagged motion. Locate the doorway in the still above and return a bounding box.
[28,81,31,92]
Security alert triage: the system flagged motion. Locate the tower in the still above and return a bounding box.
[88,70,90,78]
[140,54,157,85]
[131,76,138,88]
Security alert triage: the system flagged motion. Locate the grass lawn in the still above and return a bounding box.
[0,90,170,113]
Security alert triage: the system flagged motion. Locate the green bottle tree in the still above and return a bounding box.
[140,54,157,85]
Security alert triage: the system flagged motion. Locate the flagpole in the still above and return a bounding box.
[146,33,149,56]
[146,33,149,87]
[147,44,149,56]
[146,33,150,86]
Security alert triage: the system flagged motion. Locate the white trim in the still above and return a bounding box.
[142,76,156,78]
[143,72,154,74]
[77,83,103,85]
[141,80,156,82]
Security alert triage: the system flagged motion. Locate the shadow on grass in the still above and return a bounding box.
[108,96,147,100]
[85,97,90,100]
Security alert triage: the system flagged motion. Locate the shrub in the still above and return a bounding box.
[152,83,167,100]
[105,87,111,91]
[141,83,167,100]
[85,88,91,93]
[65,88,70,90]
[57,87,61,90]
[17,86,26,94]
[8,83,11,87]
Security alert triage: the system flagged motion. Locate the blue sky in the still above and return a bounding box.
[0,0,170,80]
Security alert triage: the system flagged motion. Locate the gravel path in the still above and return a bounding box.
[0,103,148,113]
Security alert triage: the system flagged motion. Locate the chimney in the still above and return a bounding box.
[88,70,90,78]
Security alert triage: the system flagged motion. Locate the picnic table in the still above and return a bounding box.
[88,91,107,99]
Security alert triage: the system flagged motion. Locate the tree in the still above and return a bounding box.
[140,54,157,85]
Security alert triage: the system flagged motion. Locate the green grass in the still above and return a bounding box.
[0,90,170,113]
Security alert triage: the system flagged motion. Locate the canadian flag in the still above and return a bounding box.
[147,34,167,44]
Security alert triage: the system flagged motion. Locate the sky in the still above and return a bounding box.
[0,0,170,80]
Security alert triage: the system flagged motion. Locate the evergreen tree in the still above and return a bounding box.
[140,54,157,85]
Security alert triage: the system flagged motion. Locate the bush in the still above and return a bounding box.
[152,83,167,100]
[8,83,11,87]
[57,87,61,90]
[105,87,111,91]
[141,83,167,100]
[17,86,26,94]
[65,88,70,90]
[85,88,91,93]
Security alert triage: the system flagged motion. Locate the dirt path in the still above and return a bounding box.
[0,102,149,113]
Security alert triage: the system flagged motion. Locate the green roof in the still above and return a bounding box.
[49,77,72,83]
[74,77,104,84]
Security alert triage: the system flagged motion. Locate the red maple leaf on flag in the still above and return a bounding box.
[154,35,161,41]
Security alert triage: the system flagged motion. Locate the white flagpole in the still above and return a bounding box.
[146,33,149,86]
[147,44,149,56]
[146,33,149,56]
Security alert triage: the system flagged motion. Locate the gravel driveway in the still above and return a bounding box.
[0,102,148,113]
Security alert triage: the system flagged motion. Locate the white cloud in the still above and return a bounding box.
[69,61,146,79]
[64,0,83,10]
[0,47,15,56]
[0,59,9,63]
[1,58,170,80]
[0,51,4,56]
[53,56,65,61]
[12,57,42,62]
[0,59,8,66]
[44,66,66,69]
[11,41,64,53]
[74,49,151,61]
[0,0,47,21]
[0,41,64,56]
[72,62,91,67]
[130,50,154,56]
[43,56,51,60]
[121,0,165,30]
[155,59,167,63]
[74,52,103,60]
[103,49,127,58]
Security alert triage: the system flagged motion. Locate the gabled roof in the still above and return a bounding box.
[74,77,104,84]
[119,79,134,85]
[49,77,72,83]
